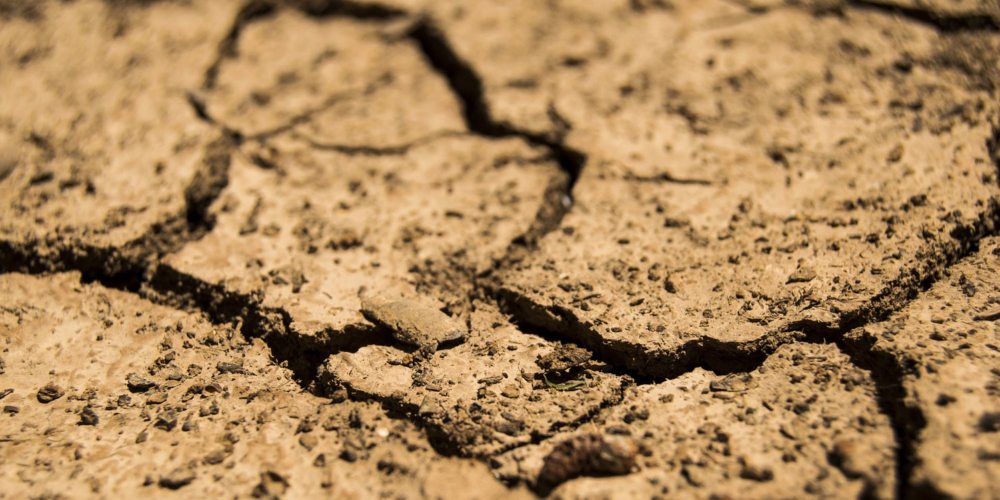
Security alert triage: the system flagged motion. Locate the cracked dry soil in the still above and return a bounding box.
[2,0,1000,499]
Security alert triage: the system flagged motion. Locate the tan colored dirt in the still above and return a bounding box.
[2,0,1000,499]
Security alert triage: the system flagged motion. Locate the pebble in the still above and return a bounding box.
[501,385,520,399]
[299,434,318,451]
[126,374,156,393]
[159,468,195,489]
[216,362,245,374]
[79,407,99,426]
[146,392,168,405]
[252,471,289,499]
[155,408,179,431]
[359,290,466,349]
[203,447,232,465]
[199,400,219,417]
[339,448,359,462]
[36,383,65,403]
[786,266,817,284]
[740,456,774,481]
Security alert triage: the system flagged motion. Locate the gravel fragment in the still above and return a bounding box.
[126,374,156,393]
[79,406,99,426]
[159,468,195,490]
[36,383,65,403]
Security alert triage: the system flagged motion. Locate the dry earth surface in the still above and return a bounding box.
[2,0,1000,499]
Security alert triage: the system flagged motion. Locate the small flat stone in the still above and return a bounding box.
[359,291,466,348]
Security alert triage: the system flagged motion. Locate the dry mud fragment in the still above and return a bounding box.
[0,0,245,275]
[359,289,467,349]
[458,1,1000,376]
[317,303,628,457]
[156,131,561,355]
[200,6,465,145]
[0,272,525,499]
[493,343,896,500]
[845,235,1000,499]
[150,2,566,359]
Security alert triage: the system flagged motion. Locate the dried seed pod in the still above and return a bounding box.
[359,290,465,349]
[536,433,638,495]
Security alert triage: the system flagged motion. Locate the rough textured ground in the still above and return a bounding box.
[1,0,999,499]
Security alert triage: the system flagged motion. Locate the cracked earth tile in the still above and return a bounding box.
[317,302,627,456]
[0,272,526,499]
[202,7,465,143]
[845,235,1000,499]
[487,3,1000,377]
[493,342,896,499]
[0,0,244,274]
[158,131,561,352]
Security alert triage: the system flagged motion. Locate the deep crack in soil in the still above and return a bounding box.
[3,0,1000,498]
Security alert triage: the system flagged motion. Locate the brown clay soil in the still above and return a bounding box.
[2,0,1000,498]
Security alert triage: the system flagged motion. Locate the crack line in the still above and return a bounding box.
[846,0,1000,32]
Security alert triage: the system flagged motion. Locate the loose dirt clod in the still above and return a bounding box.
[126,374,156,393]
[36,383,64,403]
[159,468,195,490]
[535,433,638,495]
[359,290,465,350]
[79,407,99,426]
[536,344,592,373]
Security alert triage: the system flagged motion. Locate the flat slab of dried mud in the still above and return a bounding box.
[2,0,999,499]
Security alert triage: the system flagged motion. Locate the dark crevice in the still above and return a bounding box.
[829,331,930,500]
[293,129,468,156]
[494,286,787,381]
[407,20,500,137]
[0,239,148,292]
[495,178,1000,379]
[184,131,240,235]
[246,80,391,141]
[622,171,713,185]
[0,213,188,293]
[145,263,387,386]
[186,90,216,125]
[293,0,406,19]
[4,3,998,495]
[847,0,1000,33]
[203,0,278,90]
[407,18,587,247]
[488,127,1000,494]
[314,350,632,460]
